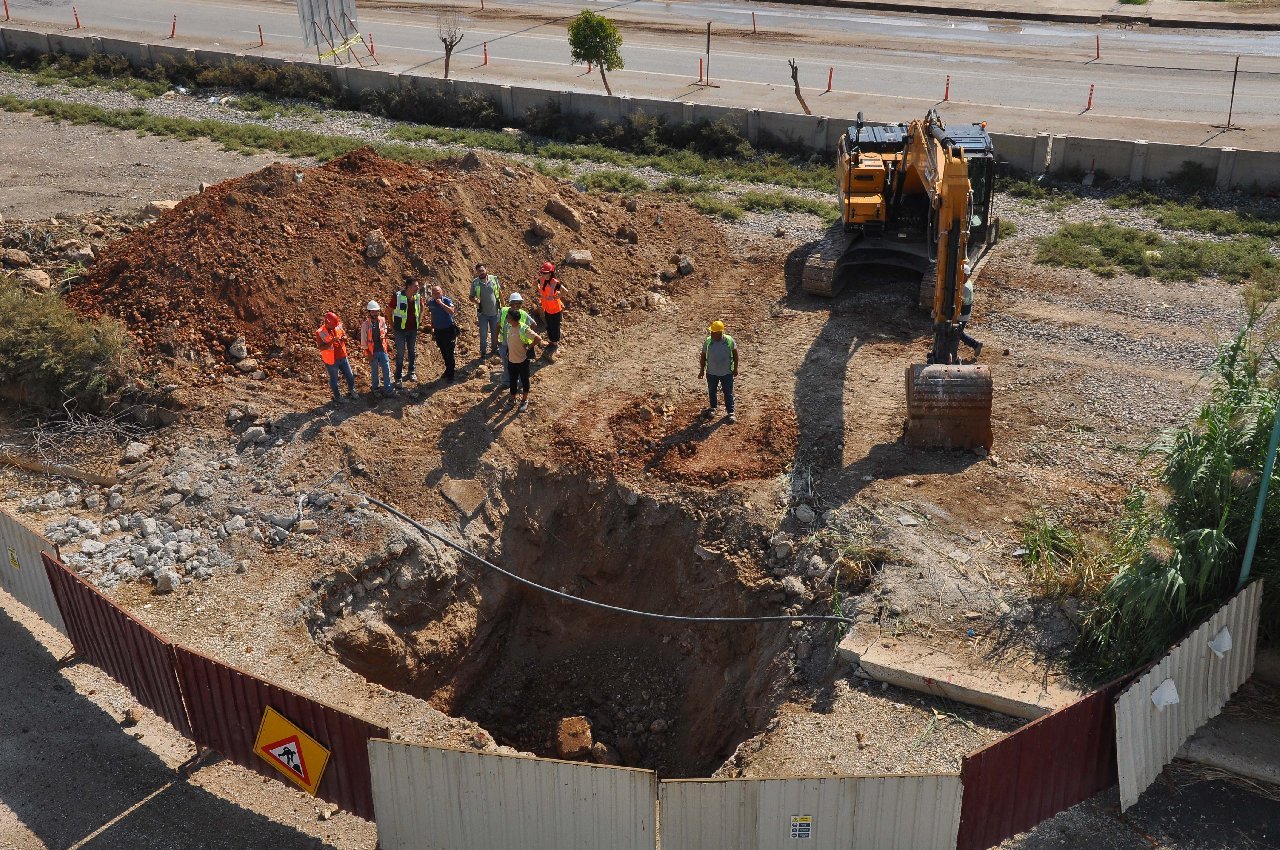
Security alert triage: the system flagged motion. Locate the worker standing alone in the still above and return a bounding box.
[958,278,983,361]
[698,320,738,424]
[315,312,358,403]
[360,301,394,397]
[537,262,566,356]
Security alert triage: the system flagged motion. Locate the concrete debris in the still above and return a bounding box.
[154,569,182,594]
[564,249,594,268]
[228,336,249,360]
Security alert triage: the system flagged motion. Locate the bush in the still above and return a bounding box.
[738,190,840,222]
[1036,221,1276,283]
[1169,160,1216,193]
[0,275,134,409]
[690,196,744,221]
[578,169,648,193]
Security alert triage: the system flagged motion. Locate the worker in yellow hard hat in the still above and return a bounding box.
[698,320,737,424]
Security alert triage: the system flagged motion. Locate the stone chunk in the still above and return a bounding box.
[228,336,248,360]
[554,716,593,759]
[676,255,696,276]
[1,248,33,268]
[145,200,178,217]
[529,217,555,239]
[564,249,593,268]
[13,269,51,290]
[365,228,390,260]
[122,442,152,463]
[154,569,182,594]
[544,195,582,231]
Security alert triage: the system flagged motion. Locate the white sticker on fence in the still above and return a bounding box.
[659,774,961,850]
[368,741,657,850]
[0,509,66,636]
[1115,580,1263,811]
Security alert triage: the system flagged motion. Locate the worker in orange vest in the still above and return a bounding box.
[537,261,566,353]
[315,312,358,403]
[360,300,395,397]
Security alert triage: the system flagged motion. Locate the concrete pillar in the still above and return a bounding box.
[1048,135,1068,174]
[1129,140,1149,183]
[1216,148,1238,190]
[1032,133,1052,174]
[499,85,515,121]
[559,90,572,118]
[814,116,828,154]
[747,109,760,146]
[0,28,8,55]
[682,101,695,124]
[619,95,632,121]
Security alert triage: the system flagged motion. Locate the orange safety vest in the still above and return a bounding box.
[360,316,391,357]
[538,275,564,314]
[315,322,349,366]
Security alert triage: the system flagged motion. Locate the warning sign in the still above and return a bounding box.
[790,815,813,839]
[253,706,331,795]
[8,546,19,570]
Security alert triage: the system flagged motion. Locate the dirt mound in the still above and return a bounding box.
[68,148,732,381]
[553,394,799,485]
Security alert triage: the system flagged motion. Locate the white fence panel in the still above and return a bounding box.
[659,774,961,850]
[1115,580,1263,810]
[0,508,65,636]
[369,740,657,850]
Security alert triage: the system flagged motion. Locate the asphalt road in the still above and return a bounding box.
[6,0,1280,146]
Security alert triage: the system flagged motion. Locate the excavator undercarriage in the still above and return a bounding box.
[802,111,1000,451]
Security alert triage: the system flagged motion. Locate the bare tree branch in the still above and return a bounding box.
[788,58,811,116]
[438,13,465,80]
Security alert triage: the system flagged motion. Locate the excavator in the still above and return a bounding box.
[802,109,999,451]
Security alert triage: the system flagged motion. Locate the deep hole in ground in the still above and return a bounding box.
[311,466,800,777]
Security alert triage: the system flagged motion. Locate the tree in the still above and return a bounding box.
[438,12,464,80]
[567,10,623,96]
[788,59,811,116]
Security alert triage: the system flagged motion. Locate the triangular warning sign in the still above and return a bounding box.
[262,734,312,785]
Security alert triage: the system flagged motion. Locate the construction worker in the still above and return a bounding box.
[496,293,536,388]
[537,261,566,353]
[469,262,502,360]
[959,277,983,361]
[427,284,459,383]
[698,320,737,424]
[504,304,545,412]
[315,312,358,403]
[360,300,394,397]
[391,277,424,389]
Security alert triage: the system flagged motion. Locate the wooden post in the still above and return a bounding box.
[258,24,264,47]
[1095,34,1100,60]
[752,12,757,34]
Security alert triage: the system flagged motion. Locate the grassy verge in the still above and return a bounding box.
[1030,322,1280,677]
[1036,221,1276,283]
[691,196,745,221]
[0,274,135,410]
[738,190,840,222]
[1108,189,1280,239]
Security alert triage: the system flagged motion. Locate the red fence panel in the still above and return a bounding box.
[42,553,192,737]
[956,676,1133,850]
[174,645,387,821]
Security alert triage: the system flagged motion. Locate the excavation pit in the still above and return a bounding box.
[314,468,797,778]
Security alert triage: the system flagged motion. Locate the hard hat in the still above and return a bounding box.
[323,311,340,328]
[509,293,523,303]
[540,262,555,274]
[366,300,380,311]
[708,320,725,333]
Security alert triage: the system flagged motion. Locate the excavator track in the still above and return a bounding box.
[801,231,852,297]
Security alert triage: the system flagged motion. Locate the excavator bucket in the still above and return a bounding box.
[904,364,993,450]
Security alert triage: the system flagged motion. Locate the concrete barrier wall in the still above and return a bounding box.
[3,25,1279,190]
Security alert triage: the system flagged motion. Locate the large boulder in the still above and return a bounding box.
[553,716,593,759]
[545,196,582,232]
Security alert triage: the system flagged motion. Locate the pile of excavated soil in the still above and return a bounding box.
[68,148,734,382]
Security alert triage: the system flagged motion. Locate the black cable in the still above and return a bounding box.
[364,495,854,627]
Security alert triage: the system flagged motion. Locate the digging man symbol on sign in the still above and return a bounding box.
[253,707,331,795]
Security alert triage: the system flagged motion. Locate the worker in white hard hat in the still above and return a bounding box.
[495,292,537,388]
[360,300,395,397]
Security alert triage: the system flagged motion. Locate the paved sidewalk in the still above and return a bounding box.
[807,0,1280,29]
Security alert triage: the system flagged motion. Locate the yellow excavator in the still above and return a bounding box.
[802,110,999,450]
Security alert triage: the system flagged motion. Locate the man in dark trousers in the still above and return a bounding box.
[427,284,459,383]
[391,277,424,389]
[537,261,566,356]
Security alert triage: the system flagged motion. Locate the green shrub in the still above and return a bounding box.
[658,176,719,195]
[1036,221,1276,283]
[690,196,744,221]
[1108,191,1280,239]
[1169,160,1216,193]
[738,190,840,222]
[0,275,134,409]
[577,169,648,193]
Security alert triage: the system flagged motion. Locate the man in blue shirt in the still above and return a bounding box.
[427,284,459,383]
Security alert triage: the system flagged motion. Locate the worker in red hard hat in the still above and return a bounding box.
[536,261,566,356]
[315,311,358,403]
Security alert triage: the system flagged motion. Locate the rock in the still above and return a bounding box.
[122,707,141,727]
[972,446,989,459]
[297,519,320,533]
[79,540,106,555]
[64,243,95,265]
[648,718,669,734]
[781,575,806,597]
[615,225,638,244]
[167,471,194,495]
[624,197,639,212]
[774,226,786,238]
[159,493,183,510]
[773,540,795,560]
[235,358,259,373]
[265,513,295,530]
[317,803,339,821]
[144,200,178,217]
[365,229,390,260]
[459,151,486,171]
[121,442,151,463]
[241,426,267,443]
[590,741,621,765]
[554,716,593,759]
[13,269,51,290]
[693,544,715,561]
[440,478,486,517]
[107,492,125,510]
[529,217,555,239]
[794,504,817,524]
[198,182,213,193]
[1,248,33,268]
[83,494,102,510]
[224,515,247,533]
[676,255,696,276]
[227,337,248,360]
[963,611,982,620]
[564,249,594,268]
[545,195,583,231]
[154,569,182,594]
[896,514,919,527]
[501,165,519,178]
[134,516,159,537]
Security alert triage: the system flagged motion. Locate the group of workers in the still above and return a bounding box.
[314,258,743,422]
[314,261,568,412]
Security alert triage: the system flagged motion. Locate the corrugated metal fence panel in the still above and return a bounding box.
[956,676,1132,850]
[368,740,657,850]
[0,508,66,635]
[1115,580,1264,811]
[42,553,191,737]
[174,646,387,821]
[660,775,961,850]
